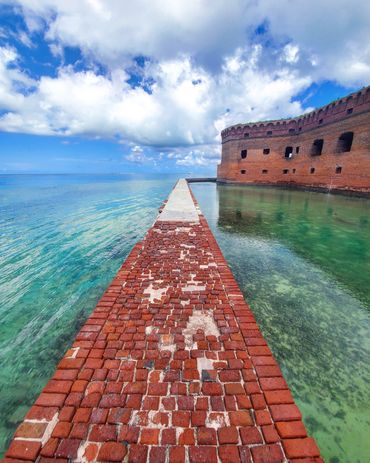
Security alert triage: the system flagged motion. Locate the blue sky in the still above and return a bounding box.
[0,1,369,174]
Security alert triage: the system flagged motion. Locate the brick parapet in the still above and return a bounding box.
[3,181,322,463]
[221,85,370,141]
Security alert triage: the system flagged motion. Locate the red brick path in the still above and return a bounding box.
[4,181,322,462]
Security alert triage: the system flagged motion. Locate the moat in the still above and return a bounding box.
[0,175,369,462]
[192,182,370,463]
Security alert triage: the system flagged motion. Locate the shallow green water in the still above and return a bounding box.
[0,174,177,456]
[1,177,369,462]
[191,183,370,463]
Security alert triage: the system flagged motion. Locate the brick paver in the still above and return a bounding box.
[3,180,322,462]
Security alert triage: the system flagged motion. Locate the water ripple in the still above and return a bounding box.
[0,174,177,456]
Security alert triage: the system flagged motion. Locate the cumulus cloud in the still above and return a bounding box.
[0,45,310,144]
[0,0,369,168]
[125,145,154,164]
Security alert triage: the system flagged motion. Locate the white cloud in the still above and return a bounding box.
[0,0,369,168]
[125,145,154,164]
[282,44,300,64]
[0,46,310,146]
[12,0,252,68]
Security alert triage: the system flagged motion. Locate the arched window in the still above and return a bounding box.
[240,149,247,159]
[336,132,353,152]
[311,139,324,156]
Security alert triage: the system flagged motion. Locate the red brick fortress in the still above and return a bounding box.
[4,180,322,463]
[218,86,370,196]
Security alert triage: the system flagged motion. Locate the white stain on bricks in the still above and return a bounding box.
[183,310,220,349]
[144,282,169,303]
[206,412,231,429]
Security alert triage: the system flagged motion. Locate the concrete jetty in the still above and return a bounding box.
[4,180,322,462]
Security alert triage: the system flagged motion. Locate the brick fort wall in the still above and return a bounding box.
[217,86,370,195]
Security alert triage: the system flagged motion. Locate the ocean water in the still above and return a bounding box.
[191,183,370,463]
[0,174,177,456]
[0,176,369,462]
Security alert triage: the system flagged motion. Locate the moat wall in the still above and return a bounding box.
[218,86,370,196]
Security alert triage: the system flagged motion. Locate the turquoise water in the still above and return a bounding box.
[191,183,370,463]
[1,177,369,462]
[0,174,177,456]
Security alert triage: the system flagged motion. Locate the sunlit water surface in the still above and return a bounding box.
[191,183,370,463]
[0,174,177,456]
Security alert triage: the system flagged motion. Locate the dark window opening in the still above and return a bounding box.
[262,169,268,174]
[267,130,272,135]
[292,169,296,173]
[263,148,270,154]
[283,169,289,174]
[319,118,323,124]
[296,146,300,154]
[299,127,302,131]
[311,139,324,156]
[347,108,353,115]
[241,169,246,174]
[336,166,342,174]
[244,132,249,138]
[336,132,353,153]
[240,149,247,159]
[310,167,315,174]
[285,146,293,158]
[289,128,295,133]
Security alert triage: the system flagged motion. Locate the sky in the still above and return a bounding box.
[0,1,369,175]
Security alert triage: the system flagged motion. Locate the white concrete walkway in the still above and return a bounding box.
[158,179,199,222]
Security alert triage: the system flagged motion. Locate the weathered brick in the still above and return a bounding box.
[189,446,218,463]
[15,421,47,439]
[240,427,263,444]
[97,442,127,461]
[283,437,321,458]
[169,446,185,463]
[218,426,239,444]
[89,424,117,442]
[276,420,307,438]
[229,410,253,426]
[55,439,81,459]
[270,404,302,422]
[219,445,241,462]
[140,428,159,445]
[6,440,41,460]
[197,427,217,445]
[251,444,285,463]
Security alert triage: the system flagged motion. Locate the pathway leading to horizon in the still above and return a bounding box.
[4,179,321,463]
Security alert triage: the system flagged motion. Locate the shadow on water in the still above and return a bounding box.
[191,183,370,463]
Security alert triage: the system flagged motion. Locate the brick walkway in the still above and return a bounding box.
[4,180,322,463]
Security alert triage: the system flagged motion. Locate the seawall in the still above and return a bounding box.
[4,179,322,463]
